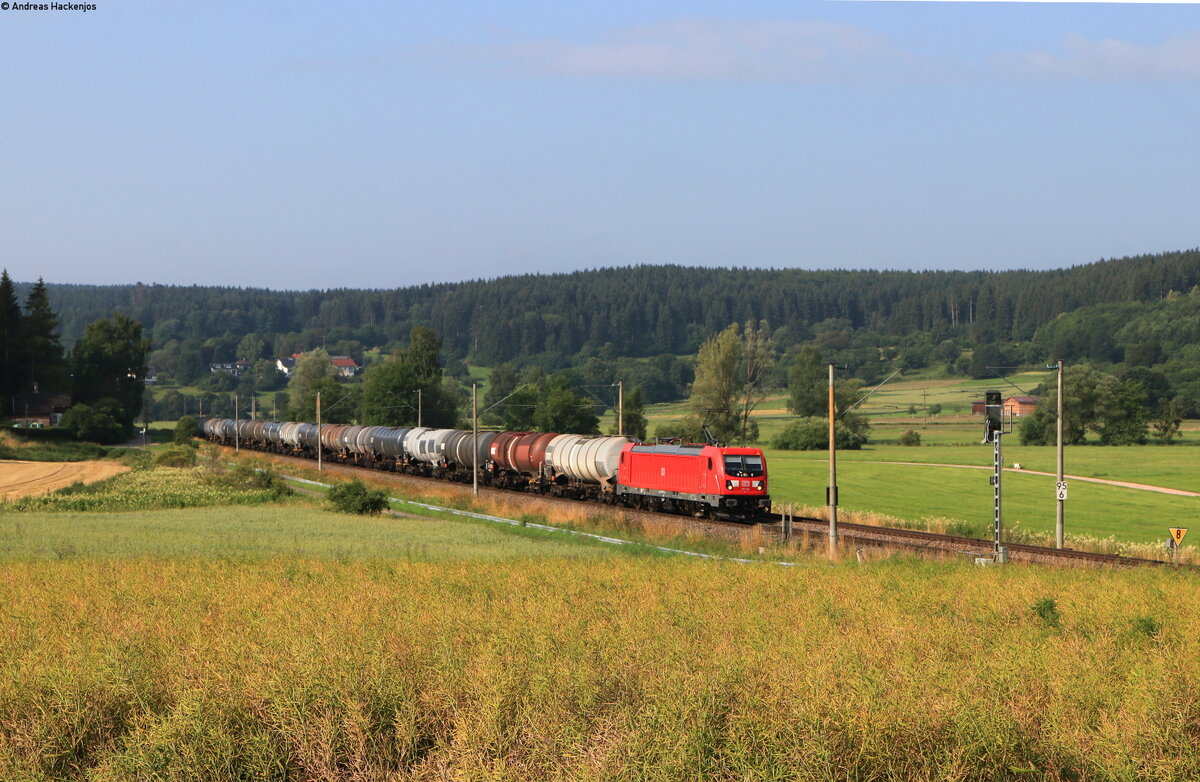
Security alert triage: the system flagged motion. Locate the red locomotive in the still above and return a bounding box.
[616,442,770,519]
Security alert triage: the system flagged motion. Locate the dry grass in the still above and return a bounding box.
[2,558,1198,780]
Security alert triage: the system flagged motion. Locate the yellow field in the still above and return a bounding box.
[2,557,1198,780]
[0,460,128,501]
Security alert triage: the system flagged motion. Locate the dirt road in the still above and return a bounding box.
[0,460,129,501]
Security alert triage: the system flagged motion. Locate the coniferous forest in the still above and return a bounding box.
[9,248,1200,420]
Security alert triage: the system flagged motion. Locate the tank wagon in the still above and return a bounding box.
[198,418,771,520]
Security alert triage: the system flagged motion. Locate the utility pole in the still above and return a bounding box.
[251,395,256,421]
[316,391,322,472]
[922,388,927,429]
[234,392,239,453]
[827,363,839,557]
[417,388,422,428]
[472,383,479,497]
[1055,359,1066,548]
[617,380,624,437]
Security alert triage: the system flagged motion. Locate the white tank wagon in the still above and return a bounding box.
[543,434,631,499]
[408,428,457,470]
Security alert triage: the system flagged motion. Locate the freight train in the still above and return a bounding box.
[198,419,771,520]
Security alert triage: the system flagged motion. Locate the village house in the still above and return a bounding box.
[275,353,358,379]
[11,392,72,427]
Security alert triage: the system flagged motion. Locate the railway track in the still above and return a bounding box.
[224,445,1174,569]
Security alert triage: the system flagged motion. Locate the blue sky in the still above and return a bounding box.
[1,0,1198,289]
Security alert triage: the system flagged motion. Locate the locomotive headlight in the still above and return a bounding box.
[726,480,736,490]
[752,481,762,489]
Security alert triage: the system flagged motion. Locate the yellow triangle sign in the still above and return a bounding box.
[1170,528,1188,545]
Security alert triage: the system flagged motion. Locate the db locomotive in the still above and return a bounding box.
[199,419,771,520]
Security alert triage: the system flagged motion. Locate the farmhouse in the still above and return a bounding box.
[10,392,72,427]
[1005,396,1038,416]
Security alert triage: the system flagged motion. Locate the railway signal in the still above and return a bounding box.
[983,390,1011,564]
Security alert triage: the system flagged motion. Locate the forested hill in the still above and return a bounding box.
[20,249,1200,361]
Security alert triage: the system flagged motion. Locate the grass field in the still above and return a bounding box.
[634,383,1199,550]
[0,504,622,562]
[4,451,1200,778]
[3,552,1199,780]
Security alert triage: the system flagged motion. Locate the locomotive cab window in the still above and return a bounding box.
[723,454,763,477]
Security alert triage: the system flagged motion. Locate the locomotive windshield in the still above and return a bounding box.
[723,454,763,477]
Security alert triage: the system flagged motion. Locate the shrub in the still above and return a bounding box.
[203,464,293,501]
[898,430,922,446]
[327,479,390,516]
[60,403,126,445]
[772,415,869,451]
[116,449,153,470]
[154,445,198,468]
[173,415,199,446]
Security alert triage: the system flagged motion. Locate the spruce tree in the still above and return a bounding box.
[0,270,21,405]
[21,278,67,393]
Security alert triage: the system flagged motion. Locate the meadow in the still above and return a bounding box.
[3,553,1199,780]
[633,377,1200,552]
[4,454,1200,779]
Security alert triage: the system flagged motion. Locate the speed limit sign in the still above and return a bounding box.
[1056,481,1068,501]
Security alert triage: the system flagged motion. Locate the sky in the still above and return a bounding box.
[1,0,1198,289]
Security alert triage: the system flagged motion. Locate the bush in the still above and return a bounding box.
[173,415,199,446]
[327,479,390,516]
[60,403,126,445]
[898,430,922,446]
[203,464,293,501]
[772,415,869,451]
[154,445,198,468]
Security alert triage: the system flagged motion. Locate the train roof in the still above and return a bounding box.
[628,443,707,455]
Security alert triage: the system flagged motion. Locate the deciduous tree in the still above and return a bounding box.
[71,314,150,431]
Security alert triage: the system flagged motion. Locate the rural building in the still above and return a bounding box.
[276,353,358,378]
[330,356,358,378]
[1004,396,1038,416]
[10,392,72,427]
[209,359,252,376]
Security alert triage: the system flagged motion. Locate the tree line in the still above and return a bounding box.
[19,249,1200,366]
[1,270,150,443]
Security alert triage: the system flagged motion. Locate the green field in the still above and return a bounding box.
[634,380,1199,549]
[0,504,620,562]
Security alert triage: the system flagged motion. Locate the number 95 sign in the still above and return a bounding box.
[1056,481,1068,501]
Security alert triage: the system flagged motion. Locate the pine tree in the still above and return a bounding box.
[21,278,67,393]
[0,270,22,405]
